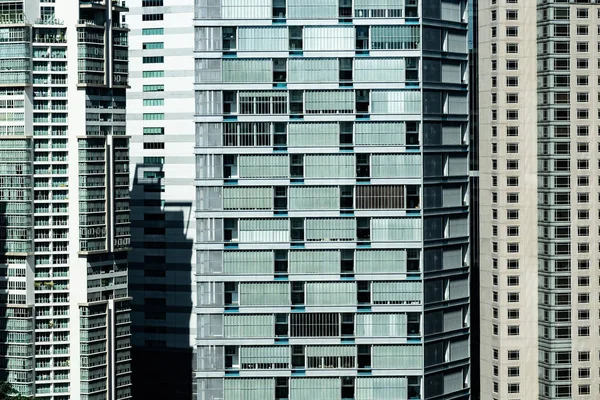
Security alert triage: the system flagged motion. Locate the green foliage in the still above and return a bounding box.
[0,381,33,400]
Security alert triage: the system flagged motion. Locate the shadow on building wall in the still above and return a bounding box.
[129,164,194,399]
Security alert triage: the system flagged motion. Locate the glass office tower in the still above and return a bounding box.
[195,1,471,398]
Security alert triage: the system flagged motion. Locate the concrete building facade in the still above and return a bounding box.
[195,1,472,399]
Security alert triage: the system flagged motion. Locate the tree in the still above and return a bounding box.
[0,381,33,400]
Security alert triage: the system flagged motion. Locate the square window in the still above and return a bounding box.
[507,292,519,302]
[507,350,519,360]
[506,10,518,20]
[506,60,518,70]
[507,326,519,336]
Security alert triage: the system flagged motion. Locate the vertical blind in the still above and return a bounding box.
[221,0,271,19]
[287,0,337,18]
[305,90,354,114]
[304,154,354,178]
[355,377,408,400]
[354,58,405,83]
[238,219,290,242]
[238,27,288,51]
[305,218,356,241]
[239,282,290,306]
[238,155,288,178]
[372,281,421,304]
[371,154,421,178]
[355,250,407,274]
[196,59,222,83]
[288,59,338,83]
[371,26,420,50]
[223,251,273,275]
[372,345,422,369]
[239,346,290,365]
[224,314,273,338]
[371,218,422,242]
[304,27,354,51]
[289,186,339,210]
[289,250,340,274]
[305,282,356,306]
[223,378,274,400]
[223,187,272,210]
[356,313,407,337]
[197,346,225,371]
[290,378,341,400]
[371,90,421,114]
[222,59,271,83]
[355,122,405,146]
[288,122,339,146]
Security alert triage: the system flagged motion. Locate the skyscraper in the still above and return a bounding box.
[126,0,197,398]
[0,1,132,399]
[479,1,599,399]
[195,1,471,399]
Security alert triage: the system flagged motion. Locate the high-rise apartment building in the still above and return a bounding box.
[126,0,197,398]
[0,1,132,399]
[195,1,471,399]
[479,1,600,399]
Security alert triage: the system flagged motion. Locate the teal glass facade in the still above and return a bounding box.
[195,1,471,398]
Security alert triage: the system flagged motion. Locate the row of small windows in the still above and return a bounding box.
[142,14,163,21]
[195,0,429,20]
